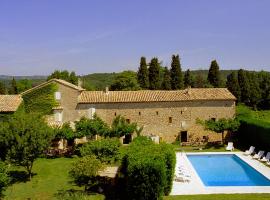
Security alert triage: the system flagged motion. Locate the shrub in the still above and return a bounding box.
[69,155,105,190]
[123,136,176,200]
[109,115,137,138]
[80,138,121,164]
[0,161,9,195]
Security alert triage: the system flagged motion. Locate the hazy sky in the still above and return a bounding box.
[0,0,270,75]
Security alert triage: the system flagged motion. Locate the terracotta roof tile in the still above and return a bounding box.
[0,95,23,112]
[78,88,236,104]
[21,79,84,95]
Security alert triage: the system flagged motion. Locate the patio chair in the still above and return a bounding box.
[261,152,270,162]
[253,150,265,159]
[226,142,234,151]
[244,146,255,156]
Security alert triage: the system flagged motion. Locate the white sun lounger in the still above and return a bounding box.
[226,142,234,151]
[253,151,265,159]
[244,146,255,156]
[261,152,270,162]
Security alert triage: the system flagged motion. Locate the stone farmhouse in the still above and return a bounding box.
[2,79,236,143]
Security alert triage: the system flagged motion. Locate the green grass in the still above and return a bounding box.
[4,157,103,200]
[237,104,270,124]
[164,194,270,200]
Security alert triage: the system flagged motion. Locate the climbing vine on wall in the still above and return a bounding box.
[22,83,58,115]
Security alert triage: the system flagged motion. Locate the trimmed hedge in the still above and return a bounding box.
[123,136,176,200]
[238,118,270,151]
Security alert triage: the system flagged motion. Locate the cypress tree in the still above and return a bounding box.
[148,58,160,90]
[11,77,18,94]
[137,57,149,89]
[170,54,184,90]
[207,60,221,87]
[238,69,250,104]
[0,81,6,94]
[184,69,194,88]
[248,72,261,109]
[226,72,241,102]
[162,67,171,90]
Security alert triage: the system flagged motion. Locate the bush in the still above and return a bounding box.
[80,138,121,164]
[69,155,105,190]
[0,161,9,195]
[54,122,75,141]
[123,136,176,200]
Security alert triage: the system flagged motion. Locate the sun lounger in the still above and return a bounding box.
[253,151,265,159]
[244,146,255,156]
[261,152,270,162]
[226,142,234,151]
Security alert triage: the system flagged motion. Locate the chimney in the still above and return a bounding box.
[105,86,109,94]
[78,78,82,88]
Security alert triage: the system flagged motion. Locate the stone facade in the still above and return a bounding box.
[24,79,236,143]
[77,100,235,143]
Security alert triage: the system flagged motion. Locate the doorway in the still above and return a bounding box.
[180,131,188,142]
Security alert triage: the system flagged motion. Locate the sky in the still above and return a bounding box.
[0,0,270,76]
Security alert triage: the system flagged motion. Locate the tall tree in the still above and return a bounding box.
[162,67,171,90]
[148,58,161,90]
[238,69,250,104]
[248,72,261,109]
[170,55,183,89]
[10,77,18,94]
[17,79,32,93]
[69,71,79,85]
[184,69,194,88]
[0,81,6,94]
[226,72,241,102]
[207,60,221,87]
[137,57,149,89]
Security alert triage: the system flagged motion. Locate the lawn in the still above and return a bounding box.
[4,157,270,200]
[4,157,103,200]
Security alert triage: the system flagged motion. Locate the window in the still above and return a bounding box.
[114,112,117,116]
[55,92,61,100]
[139,112,141,116]
[126,119,130,124]
[181,111,183,114]
[156,111,159,115]
[169,117,172,123]
[211,118,216,122]
[54,110,63,122]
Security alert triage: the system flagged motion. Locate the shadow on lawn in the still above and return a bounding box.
[204,142,224,149]
[8,170,36,184]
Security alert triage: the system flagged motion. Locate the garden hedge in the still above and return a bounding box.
[238,118,270,152]
[123,136,176,200]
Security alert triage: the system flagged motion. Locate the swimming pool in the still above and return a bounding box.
[187,154,270,186]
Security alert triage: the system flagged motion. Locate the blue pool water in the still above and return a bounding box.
[187,154,270,186]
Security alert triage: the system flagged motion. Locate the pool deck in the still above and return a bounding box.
[171,152,270,195]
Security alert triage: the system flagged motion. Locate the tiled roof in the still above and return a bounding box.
[0,95,23,112]
[78,88,236,104]
[21,79,85,95]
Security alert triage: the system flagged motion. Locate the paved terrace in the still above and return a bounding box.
[171,152,270,195]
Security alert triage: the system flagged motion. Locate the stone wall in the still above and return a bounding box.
[77,100,235,143]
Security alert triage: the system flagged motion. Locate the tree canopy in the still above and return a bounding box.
[148,58,161,90]
[207,60,221,87]
[110,71,140,91]
[0,112,54,180]
[170,55,184,89]
[137,57,149,89]
[47,70,79,85]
